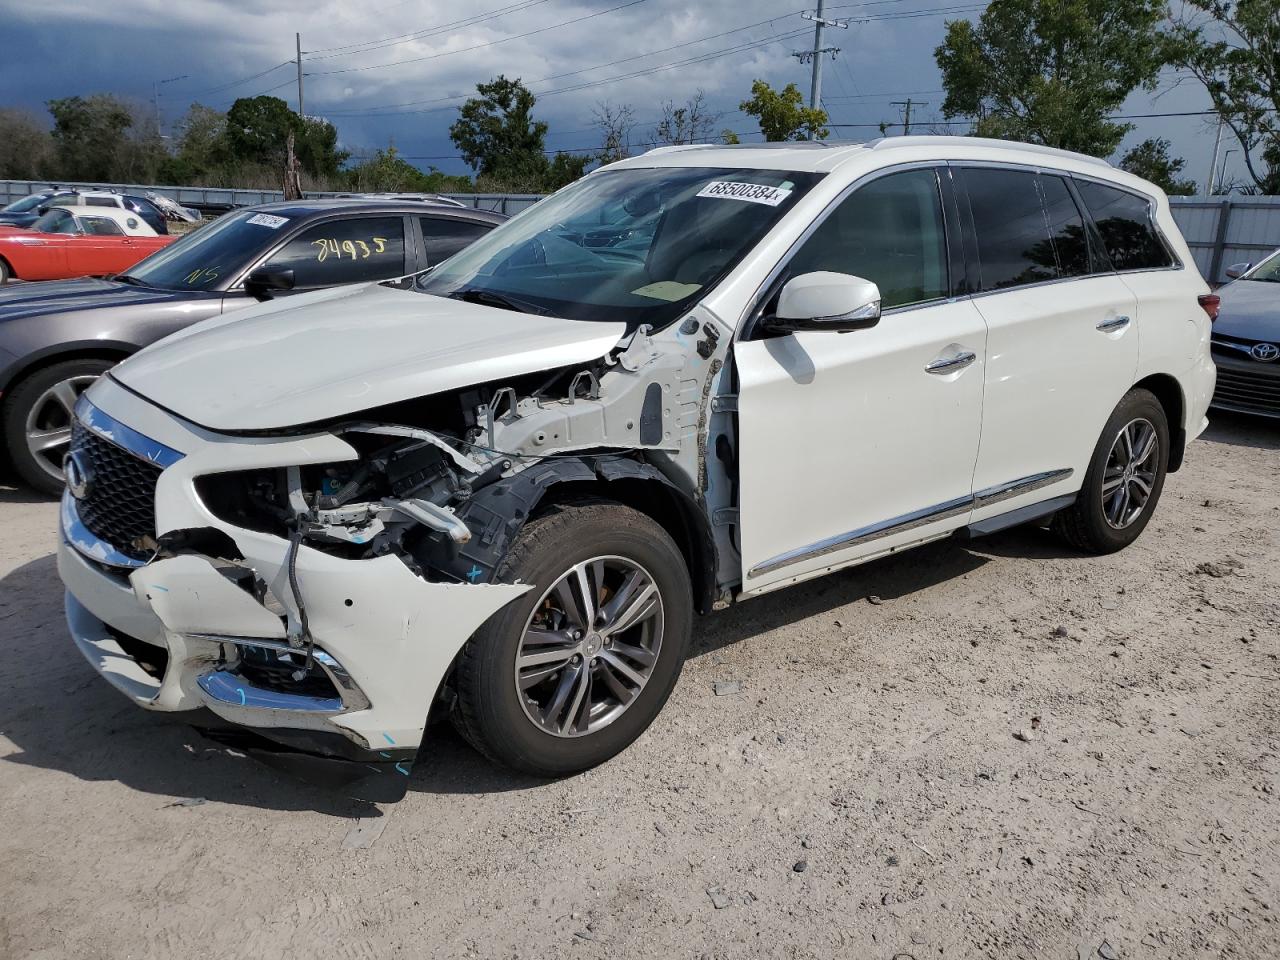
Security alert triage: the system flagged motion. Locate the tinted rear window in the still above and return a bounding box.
[1074,180,1173,271]
[420,216,491,266]
[962,168,1057,291]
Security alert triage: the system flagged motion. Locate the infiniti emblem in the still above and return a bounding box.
[63,451,93,500]
[1252,342,1280,362]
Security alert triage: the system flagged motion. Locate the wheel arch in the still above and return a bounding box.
[442,456,719,615]
[0,254,14,281]
[1133,373,1186,472]
[0,341,135,398]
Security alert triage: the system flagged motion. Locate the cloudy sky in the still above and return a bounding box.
[0,0,1250,186]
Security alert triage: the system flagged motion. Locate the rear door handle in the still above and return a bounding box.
[925,351,977,374]
[1096,315,1131,332]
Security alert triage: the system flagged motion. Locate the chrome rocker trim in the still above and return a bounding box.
[748,468,1074,578]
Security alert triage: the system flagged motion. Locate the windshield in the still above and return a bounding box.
[3,195,48,214]
[124,209,291,289]
[1245,250,1280,283]
[32,209,79,234]
[416,166,822,329]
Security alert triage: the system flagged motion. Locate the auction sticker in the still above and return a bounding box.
[247,213,289,229]
[696,180,792,206]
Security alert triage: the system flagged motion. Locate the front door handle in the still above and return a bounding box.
[925,351,977,375]
[1096,315,1131,332]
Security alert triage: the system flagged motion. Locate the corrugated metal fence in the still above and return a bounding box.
[4,178,1278,283]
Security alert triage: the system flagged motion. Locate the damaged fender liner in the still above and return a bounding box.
[423,456,717,608]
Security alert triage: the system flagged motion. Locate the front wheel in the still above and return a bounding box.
[3,358,112,496]
[452,501,693,777]
[1053,387,1170,553]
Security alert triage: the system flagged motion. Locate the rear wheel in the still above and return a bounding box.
[1053,388,1169,553]
[452,501,693,776]
[2,358,112,496]
[0,258,11,284]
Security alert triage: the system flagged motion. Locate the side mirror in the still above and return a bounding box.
[766,271,881,333]
[1224,262,1252,280]
[244,267,295,301]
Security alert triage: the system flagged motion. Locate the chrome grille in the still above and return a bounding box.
[68,419,162,561]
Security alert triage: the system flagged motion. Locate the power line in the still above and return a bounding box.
[306,0,650,77]
[306,0,552,57]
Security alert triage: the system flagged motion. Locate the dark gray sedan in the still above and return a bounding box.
[0,198,504,493]
[1210,248,1280,419]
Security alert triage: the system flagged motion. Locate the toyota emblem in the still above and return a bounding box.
[63,450,93,500]
[1251,342,1280,362]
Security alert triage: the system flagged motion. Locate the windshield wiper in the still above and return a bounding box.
[448,288,550,316]
[111,274,149,287]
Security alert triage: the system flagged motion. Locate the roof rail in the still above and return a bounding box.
[642,143,722,157]
[866,135,1112,168]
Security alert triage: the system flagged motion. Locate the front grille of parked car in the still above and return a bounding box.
[69,420,162,560]
[1214,365,1280,414]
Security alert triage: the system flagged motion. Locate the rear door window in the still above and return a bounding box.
[420,216,491,266]
[262,216,407,287]
[1073,180,1174,271]
[1037,175,1092,278]
[962,168,1058,291]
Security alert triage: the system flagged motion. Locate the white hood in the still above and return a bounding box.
[112,283,626,431]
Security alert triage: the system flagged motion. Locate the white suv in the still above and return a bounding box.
[57,137,1216,800]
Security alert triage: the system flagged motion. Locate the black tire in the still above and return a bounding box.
[2,358,113,496]
[0,257,11,284]
[452,501,693,777]
[1053,387,1170,554]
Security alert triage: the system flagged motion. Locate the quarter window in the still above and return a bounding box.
[85,196,117,208]
[262,217,407,287]
[788,168,949,310]
[1073,180,1174,271]
[81,216,124,236]
[420,217,491,266]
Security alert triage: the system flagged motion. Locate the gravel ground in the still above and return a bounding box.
[0,412,1277,960]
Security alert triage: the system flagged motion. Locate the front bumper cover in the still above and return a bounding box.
[58,377,531,800]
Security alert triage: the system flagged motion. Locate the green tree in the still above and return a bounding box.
[168,103,231,179]
[449,76,549,182]
[739,81,828,142]
[344,143,473,192]
[1162,0,1280,194]
[47,94,133,179]
[224,95,298,168]
[544,151,591,190]
[934,0,1166,157]
[0,109,53,179]
[1119,137,1197,194]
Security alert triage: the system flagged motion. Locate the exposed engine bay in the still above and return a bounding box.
[192,317,737,603]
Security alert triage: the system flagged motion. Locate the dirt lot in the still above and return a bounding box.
[0,413,1277,960]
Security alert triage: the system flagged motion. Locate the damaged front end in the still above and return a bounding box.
[58,314,735,801]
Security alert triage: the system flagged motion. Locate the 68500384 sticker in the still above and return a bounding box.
[695,181,793,206]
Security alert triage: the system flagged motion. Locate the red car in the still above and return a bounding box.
[0,206,176,284]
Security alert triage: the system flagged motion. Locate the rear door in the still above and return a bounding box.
[957,166,1139,525]
[735,166,989,593]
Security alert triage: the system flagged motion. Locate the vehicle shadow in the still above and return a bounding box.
[1198,411,1280,450]
[0,526,1050,812]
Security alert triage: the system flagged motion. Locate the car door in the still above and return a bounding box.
[77,215,139,275]
[956,166,1140,526]
[734,166,989,594]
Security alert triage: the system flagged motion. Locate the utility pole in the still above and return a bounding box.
[151,74,188,139]
[792,2,848,138]
[1205,113,1224,195]
[890,98,928,136]
[296,33,305,119]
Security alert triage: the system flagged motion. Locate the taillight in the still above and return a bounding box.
[1198,293,1220,322]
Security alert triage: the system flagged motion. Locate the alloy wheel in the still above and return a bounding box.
[514,555,665,738]
[23,374,97,484]
[1101,417,1159,530]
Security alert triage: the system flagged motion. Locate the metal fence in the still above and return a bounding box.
[0,179,543,217]
[4,178,1278,282]
[1167,196,1280,284]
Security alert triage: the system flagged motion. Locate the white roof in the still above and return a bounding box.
[68,205,159,236]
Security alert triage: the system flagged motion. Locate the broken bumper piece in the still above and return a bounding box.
[57,382,530,800]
